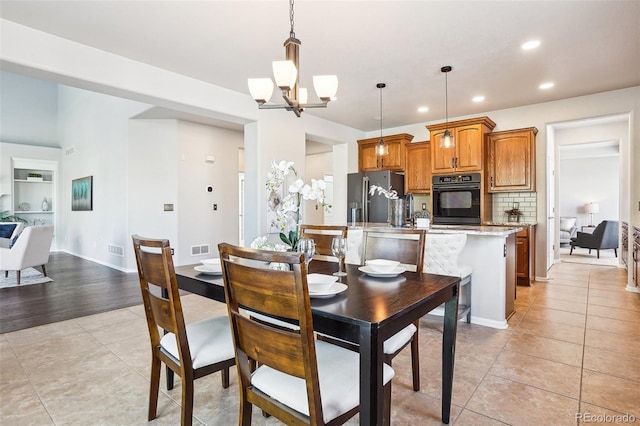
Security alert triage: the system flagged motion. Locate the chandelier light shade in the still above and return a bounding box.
[584,202,600,226]
[247,78,275,105]
[439,65,456,149]
[247,0,338,117]
[376,83,389,156]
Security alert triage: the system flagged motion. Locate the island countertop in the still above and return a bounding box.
[346,223,521,236]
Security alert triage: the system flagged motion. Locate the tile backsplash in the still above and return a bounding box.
[492,192,537,223]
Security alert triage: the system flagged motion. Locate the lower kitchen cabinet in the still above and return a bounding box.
[516,225,536,286]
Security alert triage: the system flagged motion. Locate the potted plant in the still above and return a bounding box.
[414,210,431,228]
[505,208,524,223]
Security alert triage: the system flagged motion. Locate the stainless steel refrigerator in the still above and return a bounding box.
[347,171,405,223]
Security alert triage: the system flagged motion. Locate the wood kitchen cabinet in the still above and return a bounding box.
[516,225,536,286]
[357,133,413,172]
[487,127,537,192]
[404,141,431,193]
[427,116,496,174]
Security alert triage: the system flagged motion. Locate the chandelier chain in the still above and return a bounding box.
[289,0,295,38]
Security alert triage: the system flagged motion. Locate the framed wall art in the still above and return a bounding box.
[71,176,93,211]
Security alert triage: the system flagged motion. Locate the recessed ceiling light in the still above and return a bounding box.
[417,106,429,113]
[539,82,554,90]
[521,40,541,50]
[472,95,485,103]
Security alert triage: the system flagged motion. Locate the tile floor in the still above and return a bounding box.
[1,262,638,425]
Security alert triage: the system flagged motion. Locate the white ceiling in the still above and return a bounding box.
[1,0,639,131]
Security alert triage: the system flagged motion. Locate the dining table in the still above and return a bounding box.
[174,260,461,425]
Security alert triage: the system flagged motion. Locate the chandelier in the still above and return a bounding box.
[247,0,338,117]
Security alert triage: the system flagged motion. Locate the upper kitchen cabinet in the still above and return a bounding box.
[357,133,414,172]
[427,116,496,174]
[487,127,537,192]
[404,141,431,193]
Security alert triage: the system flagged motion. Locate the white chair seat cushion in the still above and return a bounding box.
[383,323,417,354]
[160,316,235,369]
[251,339,394,424]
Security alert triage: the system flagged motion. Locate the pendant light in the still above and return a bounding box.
[376,83,389,156]
[439,66,455,149]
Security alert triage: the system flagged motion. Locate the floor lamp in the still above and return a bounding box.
[584,202,599,227]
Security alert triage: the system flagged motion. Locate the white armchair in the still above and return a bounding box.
[0,225,54,285]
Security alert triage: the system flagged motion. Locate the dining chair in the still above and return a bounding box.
[218,243,394,425]
[299,224,348,263]
[132,235,235,426]
[361,227,427,392]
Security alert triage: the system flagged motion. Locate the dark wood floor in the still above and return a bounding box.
[0,252,142,334]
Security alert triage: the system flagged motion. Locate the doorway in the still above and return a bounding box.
[550,114,629,268]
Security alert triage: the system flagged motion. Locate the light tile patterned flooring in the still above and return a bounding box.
[1,262,638,425]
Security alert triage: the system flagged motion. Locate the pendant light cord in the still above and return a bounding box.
[445,70,449,126]
[380,85,383,140]
[289,0,295,38]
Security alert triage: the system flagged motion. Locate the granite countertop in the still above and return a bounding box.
[484,221,538,226]
[346,222,521,236]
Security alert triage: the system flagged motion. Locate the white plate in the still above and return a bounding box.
[194,265,222,275]
[358,265,405,277]
[309,283,347,298]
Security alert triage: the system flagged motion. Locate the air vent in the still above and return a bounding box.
[65,146,75,156]
[191,244,210,256]
[108,244,124,257]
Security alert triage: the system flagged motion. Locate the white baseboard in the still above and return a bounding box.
[58,249,136,273]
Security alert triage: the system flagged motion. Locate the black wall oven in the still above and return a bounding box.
[432,173,482,225]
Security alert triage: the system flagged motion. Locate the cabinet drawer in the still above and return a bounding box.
[517,228,529,238]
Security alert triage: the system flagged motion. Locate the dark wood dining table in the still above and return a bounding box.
[174,260,460,425]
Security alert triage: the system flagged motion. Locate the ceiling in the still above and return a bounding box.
[1,1,639,132]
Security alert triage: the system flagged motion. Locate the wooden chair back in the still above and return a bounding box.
[218,243,328,425]
[362,228,426,273]
[299,224,348,262]
[133,235,235,426]
[132,235,192,370]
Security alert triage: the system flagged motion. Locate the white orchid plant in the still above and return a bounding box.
[369,185,399,199]
[262,160,329,251]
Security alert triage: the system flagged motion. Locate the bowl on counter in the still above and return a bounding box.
[365,259,400,273]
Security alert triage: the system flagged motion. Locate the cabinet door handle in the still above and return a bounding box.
[491,176,494,187]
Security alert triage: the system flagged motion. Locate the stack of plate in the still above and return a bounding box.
[194,258,222,275]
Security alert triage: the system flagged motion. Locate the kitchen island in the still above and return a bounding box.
[345,223,520,329]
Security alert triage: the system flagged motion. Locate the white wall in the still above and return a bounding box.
[57,86,151,269]
[0,71,58,147]
[176,120,243,264]
[127,119,179,269]
[559,156,619,228]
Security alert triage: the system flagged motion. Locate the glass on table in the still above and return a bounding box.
[298,238,315,269]
[331,236,348,276]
